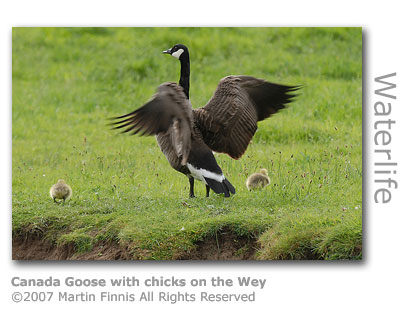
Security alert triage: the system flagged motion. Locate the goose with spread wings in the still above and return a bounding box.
[111,44,300,198]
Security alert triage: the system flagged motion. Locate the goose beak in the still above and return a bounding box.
[162,48,171,54]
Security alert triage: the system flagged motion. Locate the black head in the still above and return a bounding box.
[162,44,189,60]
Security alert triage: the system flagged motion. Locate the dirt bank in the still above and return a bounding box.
[12,228,258,260]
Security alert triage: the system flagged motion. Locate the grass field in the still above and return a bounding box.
[12,27,362,260]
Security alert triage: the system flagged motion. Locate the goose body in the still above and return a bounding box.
[50,179,72,202]
[111,44,300,197]
[246,169,270,190]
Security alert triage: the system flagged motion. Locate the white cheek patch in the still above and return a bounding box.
[187,163,225,183]
[171,48,184,59]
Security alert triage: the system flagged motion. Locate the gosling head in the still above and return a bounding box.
[162,44,189,60]
[259,168,268,176]
[57,179,66,184]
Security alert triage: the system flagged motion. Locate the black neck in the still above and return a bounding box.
[179,54,190,99]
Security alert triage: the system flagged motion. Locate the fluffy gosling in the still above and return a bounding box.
[246,169,270,191]
[50,179,72,203]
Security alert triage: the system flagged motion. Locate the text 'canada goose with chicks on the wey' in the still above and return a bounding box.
[111,44,301,197]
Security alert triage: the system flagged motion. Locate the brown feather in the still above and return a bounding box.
[194,75,300,159]
[111,82,193,167]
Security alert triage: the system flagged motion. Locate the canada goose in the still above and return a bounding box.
[50,179,72,202]
[246,168,270,190]
[111,44,300,198]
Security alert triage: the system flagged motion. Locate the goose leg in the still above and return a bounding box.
[206,185,210,197]
[189,177,195,198]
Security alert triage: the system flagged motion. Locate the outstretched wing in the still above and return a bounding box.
[110,82,193,165]
[193,75,300,159]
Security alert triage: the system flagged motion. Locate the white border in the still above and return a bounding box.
[2,1,409,318]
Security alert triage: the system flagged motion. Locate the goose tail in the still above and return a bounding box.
[204,177,236,197]
[223,177,236,196]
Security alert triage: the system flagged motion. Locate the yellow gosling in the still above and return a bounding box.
[246,169,270,191]
[50,179,72,203]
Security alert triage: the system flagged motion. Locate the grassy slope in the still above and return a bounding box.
[12,27,362,260]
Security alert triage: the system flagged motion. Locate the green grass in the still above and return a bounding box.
[12,27,362,260]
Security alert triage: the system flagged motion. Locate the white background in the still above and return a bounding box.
[1,1,408,319]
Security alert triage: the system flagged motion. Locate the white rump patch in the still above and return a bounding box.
[171,48,184,59]
[187,163,224,183]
